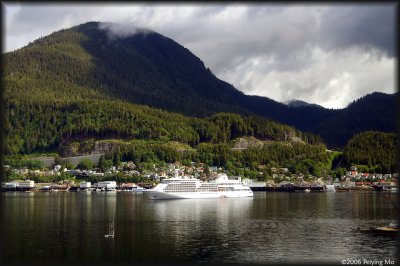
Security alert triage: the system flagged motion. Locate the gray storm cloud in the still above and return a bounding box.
[4,3,396,109]
[318,5,396,57]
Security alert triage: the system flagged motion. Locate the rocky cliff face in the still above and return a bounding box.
[93,141,120,154]
[232,135,303,149]
[58,139,121,157]
[232,137,264,149]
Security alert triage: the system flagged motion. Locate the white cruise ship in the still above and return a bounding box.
[143,172,253,200]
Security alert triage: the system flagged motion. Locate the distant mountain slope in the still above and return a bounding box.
[284,99,322,108]
[4,21,397,148]
[308,92,398,148]
[342,131,397,173]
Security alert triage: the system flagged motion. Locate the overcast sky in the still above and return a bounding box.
[3,2,397,109]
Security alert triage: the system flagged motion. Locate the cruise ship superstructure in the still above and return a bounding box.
[143,171,253,200]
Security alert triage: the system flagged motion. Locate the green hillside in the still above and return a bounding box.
[342,131,397,173]
[4,93,321,156]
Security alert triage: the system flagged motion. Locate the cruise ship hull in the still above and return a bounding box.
[143,190,253,200]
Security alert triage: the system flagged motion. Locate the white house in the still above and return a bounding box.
[97,181,117,190]
[79,182,91,189]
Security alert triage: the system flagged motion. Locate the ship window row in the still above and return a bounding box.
[168,183,196,185]
[167,186,196,188]
[167,187,196,189]
[167,184,196,187]
[165,189,196,192]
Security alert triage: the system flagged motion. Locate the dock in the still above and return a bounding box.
[250,186,324,192]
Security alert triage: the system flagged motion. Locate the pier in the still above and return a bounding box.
[250,186,324,192]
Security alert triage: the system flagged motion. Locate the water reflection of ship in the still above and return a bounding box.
[105,220,115,238]
[149,197,253,223]
[146,197,252,254]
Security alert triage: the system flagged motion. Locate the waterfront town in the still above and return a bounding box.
[2,158,398,192]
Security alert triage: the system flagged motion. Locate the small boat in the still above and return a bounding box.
[358,223,400,237]
[294,188,310,193]
[104,220,114,238]
[40,186,51,191]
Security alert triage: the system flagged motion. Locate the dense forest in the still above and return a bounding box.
[3,21,397,149]
[4,95,321,156]
[342,131,398,173]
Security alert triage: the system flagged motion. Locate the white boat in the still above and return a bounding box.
[131,186,146,192]
[143,173,253,200]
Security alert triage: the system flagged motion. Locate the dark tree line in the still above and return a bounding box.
[4,94,322,156]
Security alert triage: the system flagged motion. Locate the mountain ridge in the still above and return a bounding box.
[4,21,397,149]
[284,99,323,108]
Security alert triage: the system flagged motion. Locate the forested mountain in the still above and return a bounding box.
[3,21,397,150]
[280,92,398,148]
[2,20,321,156]
[342,131,397,173]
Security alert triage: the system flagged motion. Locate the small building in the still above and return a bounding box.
[325,185,336,192]
[91,172,104,177]
[376,182,391,187]
[2,182,18,191]
[361,173,370,179]
[97,181,117,190]
[17,180,35,190]
[341,181,356,188]
[120,183,137,190]
[346,171,358,177]
[383,174,392,180]
[79,182,91,189]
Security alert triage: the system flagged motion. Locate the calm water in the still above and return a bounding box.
[1,191,398,264]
